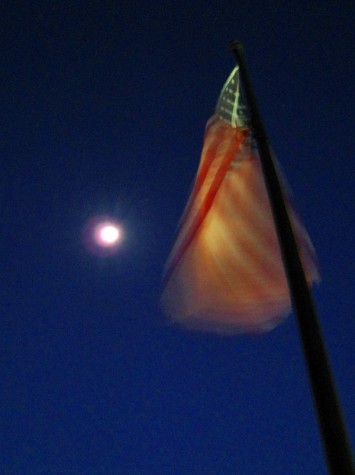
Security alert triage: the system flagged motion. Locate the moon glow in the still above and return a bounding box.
[83,216,123,256]
[95,223,121,246]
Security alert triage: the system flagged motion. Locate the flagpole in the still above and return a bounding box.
[230,40,353,475]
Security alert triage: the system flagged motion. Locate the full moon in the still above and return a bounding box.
[83,216,123,256]
[96,224,120,246]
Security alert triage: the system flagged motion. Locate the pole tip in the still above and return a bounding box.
[229,40,243,52]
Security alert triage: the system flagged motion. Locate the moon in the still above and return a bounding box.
[83,216,123,256]
[95,223,121,247]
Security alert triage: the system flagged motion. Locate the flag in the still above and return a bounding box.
[160,67,320,334]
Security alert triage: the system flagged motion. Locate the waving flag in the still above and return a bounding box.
[161,67,319,334]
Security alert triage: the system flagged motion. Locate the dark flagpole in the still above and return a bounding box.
[230,40,354,475]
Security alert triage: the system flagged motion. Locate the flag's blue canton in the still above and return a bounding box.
[216,67,250,128]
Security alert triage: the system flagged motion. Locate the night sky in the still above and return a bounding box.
[1,1,354,474]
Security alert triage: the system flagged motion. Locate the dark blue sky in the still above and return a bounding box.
[1,1,354,473]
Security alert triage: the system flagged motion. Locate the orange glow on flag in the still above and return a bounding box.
[160,68,319,334]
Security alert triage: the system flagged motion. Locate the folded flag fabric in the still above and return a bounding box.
[161,67,319,334]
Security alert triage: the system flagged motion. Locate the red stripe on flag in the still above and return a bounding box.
[162,124,248,289]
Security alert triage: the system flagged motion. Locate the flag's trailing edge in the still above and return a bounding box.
[161,67,320,334]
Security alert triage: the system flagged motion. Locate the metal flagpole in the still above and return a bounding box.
[230,40,353,475]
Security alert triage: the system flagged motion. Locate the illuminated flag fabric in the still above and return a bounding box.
[161,67,320,334]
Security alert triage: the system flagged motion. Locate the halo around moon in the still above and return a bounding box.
[83,216,123,256]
